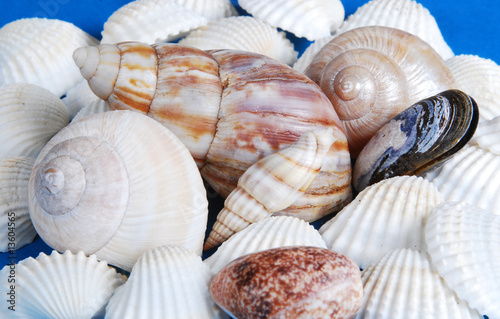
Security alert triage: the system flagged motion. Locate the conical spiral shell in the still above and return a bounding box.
[0,250,124,318]
[28,110,208,271]
[319,176,443,269]
[0,156,36,252]
[0,18,98,97]
[106,245,226,319]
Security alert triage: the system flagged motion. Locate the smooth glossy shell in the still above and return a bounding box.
[353,89,479,192]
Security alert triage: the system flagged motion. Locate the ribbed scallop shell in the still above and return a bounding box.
[62,80,100,120]
[0,250,124,318]
[239,0,345,40]
[292,35,334,73]
[0,18,98,97]
[106,245,226,319]
[319,176,443,269]
[101,0,236,44]
[425,202,500,318]
[179,16,298,65]
[0,83,69,158]
[356,248,482,318]
[0,156,36,252]
[72,99,111,123]
[204,216,326,274]
[336,0,454,59]
[446,54,500,121]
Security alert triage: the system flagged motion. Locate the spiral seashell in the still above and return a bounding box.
[0,156,36,252]
[72,99,111,122]
[210,246,363,319]
[204,216,327,274]
[425,202,500,318]
[305,26,457,157]
[0,250,124,318]
[179,16,298,65]
[0,18,98,97]
[319,176,443,269]
[28,110,208,271]
[292,35,334,73]
[0,83,69,159]
[106,245,226,319]
[356,248,482,318]
[353,89,479,192]
[74,41,352,222]
[204,128,336,250]
[62,79,100,120]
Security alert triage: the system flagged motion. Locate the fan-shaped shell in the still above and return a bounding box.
[425,202,500,318]
[28,110,208,271]
[106,245,226,319]
[0,18,98,97]
[179,16,298,65]
[0,83,69,159]
[356,248,482,318]
[319,176,443,269]
[0,156,36,252]
[72,99,111,122]
[0,250,124,318]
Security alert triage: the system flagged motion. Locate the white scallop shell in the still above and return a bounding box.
[239,0,345,40]
[0,156,36,252]
[425,201,500,318]
[106,245,226,319]
[72,99,111,122]
[319,176,443,269]
[0,83,69,158]
[356,248,482,318]
[336,0,454,60]
[62,80,100,120]
[204,216,326,274]
[292,35,334,73]
[101,0,237,44]
[0,18,98,97]
[179,16,298,65]
[0,250,124,318]
[446,54,500,121]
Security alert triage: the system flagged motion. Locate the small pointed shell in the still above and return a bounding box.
[72,99,111,123]
[0,250,124,318]
[0,18,98,97]
[425,202,500,318]
[292,35,334,73]
[319,176,443,269]
[356,249,482,318]
[106,245,226,319]
[62,80,100,120]
[204,128,336,250]
[179,16,298,65]
[0,156,36,252]
[0,83,69,158]
[239,0,345,40]
[204,216,327,274]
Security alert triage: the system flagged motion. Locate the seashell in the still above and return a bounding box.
[292,35,334,73]
[0,83,69,159]
[72,99,111,122]
[210,246,363,319]
[238,0,345,40]
[425,201,500,318]
[27,110,208,271]
[446,54,500,121]
[356,248,482,318]
[106,245,226,319]
[178,16,298,65]
[204,216,327,274]
[319,176,443,269]
[62,79,100,120]
[352,89,479,192]
[304,26,457,157]
[101,0,237,44]
[335,0,454,60]
[0,156,37,252]
[74,41,352,222]
[204,128,336,250]
[0,250,124,318]
[0,18,98,97]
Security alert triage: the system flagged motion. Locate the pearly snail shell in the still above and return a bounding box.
[305,26,456,157]
[73,42,352,222]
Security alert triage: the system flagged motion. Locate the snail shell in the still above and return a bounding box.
[305,26,456,157]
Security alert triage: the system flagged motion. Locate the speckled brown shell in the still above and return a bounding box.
[209,246,363,319]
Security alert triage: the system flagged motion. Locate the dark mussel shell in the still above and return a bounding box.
[352,89,479,192]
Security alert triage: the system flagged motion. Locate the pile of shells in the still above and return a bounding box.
[0,0,499,318]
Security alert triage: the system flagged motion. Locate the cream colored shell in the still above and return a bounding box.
[292,35,334,73]
[62,80,100,120]
[72,99,111,123]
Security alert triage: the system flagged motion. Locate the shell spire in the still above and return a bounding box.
[204,128,336,250]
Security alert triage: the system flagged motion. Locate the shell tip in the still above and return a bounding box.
[73,46,99,81]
